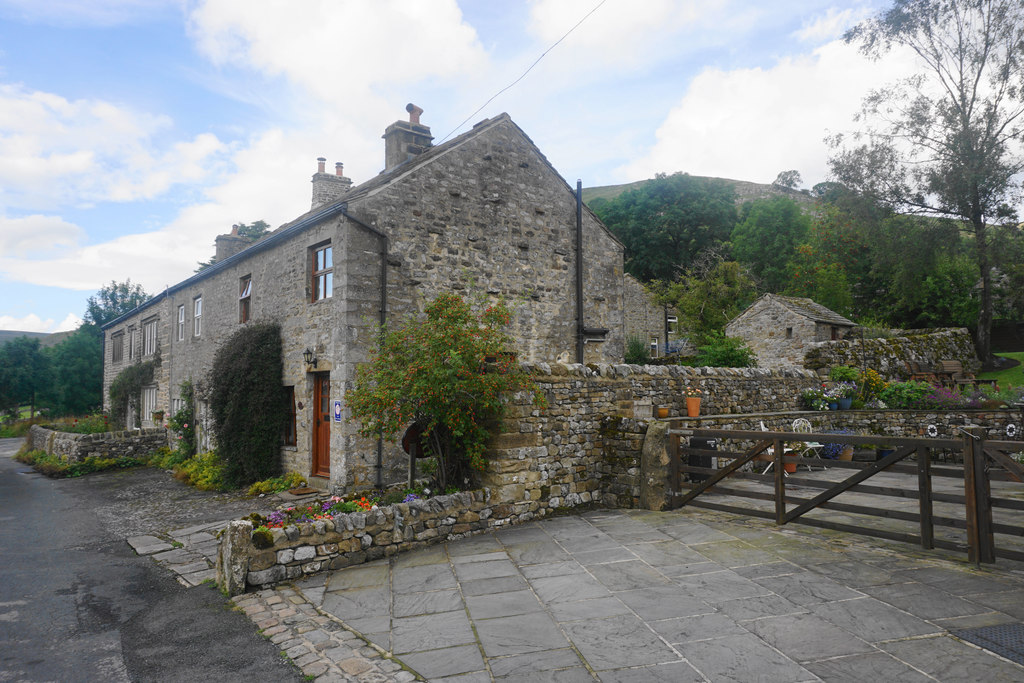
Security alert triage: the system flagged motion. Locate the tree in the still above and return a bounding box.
[84,280,150,327]
[661,252,758,345]
[772,170,803,190]
[592,173,738,282]
[346,293,543,492]
[44,326,103,416]
[0,337,51,420]
[830,0,1024,363]
[731,197,812,291]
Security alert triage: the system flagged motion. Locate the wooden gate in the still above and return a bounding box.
[668,424,1024,564]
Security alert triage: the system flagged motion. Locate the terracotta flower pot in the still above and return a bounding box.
[686,397,701,417]
[656,406,669,419]
[838,445,854,461]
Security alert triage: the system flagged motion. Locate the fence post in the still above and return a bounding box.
[774,438,786,525]
[917,446,933,550]
[963,426,995,564]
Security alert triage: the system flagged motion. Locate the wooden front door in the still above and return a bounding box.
[312,373,331,477]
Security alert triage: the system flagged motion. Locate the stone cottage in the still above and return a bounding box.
[102,106,636,492]
[724,293,856,370]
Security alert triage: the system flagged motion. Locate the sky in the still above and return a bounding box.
[0,0,909,334]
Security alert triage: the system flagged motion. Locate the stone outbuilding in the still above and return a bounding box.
[101,106,643,493]
[725,294,856,370]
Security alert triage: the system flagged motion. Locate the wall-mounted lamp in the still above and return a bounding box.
[302,347,317,368]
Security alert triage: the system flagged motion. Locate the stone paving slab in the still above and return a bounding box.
[145,504,1024,681]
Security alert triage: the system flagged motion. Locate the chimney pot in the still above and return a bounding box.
[406,103,424,125]
[317,157,326,173]
[335,162,344,177]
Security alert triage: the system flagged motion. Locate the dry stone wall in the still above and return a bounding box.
[804,328,980,378]
[27,425,166,462]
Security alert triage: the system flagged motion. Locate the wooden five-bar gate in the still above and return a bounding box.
[668,424,1024,565]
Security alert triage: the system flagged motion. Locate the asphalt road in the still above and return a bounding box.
[0,437,303,682]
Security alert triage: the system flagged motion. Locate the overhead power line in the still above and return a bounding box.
[437,0,608,144]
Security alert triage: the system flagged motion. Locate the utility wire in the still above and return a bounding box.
[437,0,608,144]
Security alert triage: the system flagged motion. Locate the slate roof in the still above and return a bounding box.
[769,294,855,326]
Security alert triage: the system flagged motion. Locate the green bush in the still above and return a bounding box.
[247,472,307,497]
[829,366,859,382]
[168,379,197,458]
[149,446,191,470]
[108,358,158,429]
[879,381,935,408]
[208,322,287,487]
[692,334,756,368]
[625,336,651,364]
[15,448,144,477]
[173,451,229,491]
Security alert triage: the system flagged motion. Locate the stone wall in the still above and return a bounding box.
[217,489,535,595]
[479,362,820,512]
[27,424,167,462]
[804,328,980,379]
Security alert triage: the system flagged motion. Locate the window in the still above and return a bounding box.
[142,385,158,421]
[239,275,252,323]
[171,397,183,416]
[194,296,203,337]
[666,315,678,333]
[786,327,793,339]
[650,337,659,358]
[177,305,185,341]
[128,327,136,360]
[282,386,296,446]
[143,319,158,356]
[312,244,333,301]
[111,332,124,362]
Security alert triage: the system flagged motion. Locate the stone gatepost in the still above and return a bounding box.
[639,421,672,510]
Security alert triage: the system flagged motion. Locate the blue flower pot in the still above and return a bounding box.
[828,402,838,411]
[838,397,852,410]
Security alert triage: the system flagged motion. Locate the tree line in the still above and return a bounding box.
[591,0,1024,363]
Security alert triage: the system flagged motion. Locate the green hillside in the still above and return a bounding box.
[584,175,817,210]
[0,329,74,348]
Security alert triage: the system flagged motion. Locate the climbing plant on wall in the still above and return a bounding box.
[208,321,287,486]
[108,358,158,429]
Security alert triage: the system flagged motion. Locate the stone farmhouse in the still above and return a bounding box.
[102,106,643,492]
[725,293,856,370]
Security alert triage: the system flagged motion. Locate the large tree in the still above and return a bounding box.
[731,196,812,292]
[830,0,1024,363]
[592,173,737,282]
[84,280,150,327]
[0,337,50,420]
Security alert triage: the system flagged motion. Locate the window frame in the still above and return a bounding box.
[194,296,203,337]
[142,385,158,421]
[239,275,252,323]
[143,318,158,356]
[312,244,333,302]
[111,331,124,363]
[282,386,296,447]
[177,305,185,341]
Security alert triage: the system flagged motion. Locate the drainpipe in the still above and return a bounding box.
[340,205,387,489]
[576,180,584,363]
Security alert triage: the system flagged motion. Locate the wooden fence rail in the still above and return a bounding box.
[667,424,1024,565]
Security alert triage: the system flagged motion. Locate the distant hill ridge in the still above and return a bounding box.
[0,329,74,348]
[583,175,818,209]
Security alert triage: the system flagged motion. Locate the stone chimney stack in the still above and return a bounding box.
[215,224,249,262]
[382,103,433,172]
[311,157,353,209]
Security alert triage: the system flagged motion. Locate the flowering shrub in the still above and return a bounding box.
[859,369,887,400]
[48,414,112,435]
[800,387,830,411]
[878,381,935,409]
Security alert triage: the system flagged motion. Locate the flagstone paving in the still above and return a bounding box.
[205,507,1024,681]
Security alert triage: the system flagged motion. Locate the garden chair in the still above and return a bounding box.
[792,418,825,470]
[759,421,788,476]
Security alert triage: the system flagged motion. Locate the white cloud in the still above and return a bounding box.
[0,312,74,333]
[0,214,84,257]
[621,38,919,187]
[794,7,862,43]
[0,84,227,210]
[188,0,488,123]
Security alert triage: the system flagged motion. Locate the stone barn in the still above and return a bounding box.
[101,106,640,492]
[725,294,856,370]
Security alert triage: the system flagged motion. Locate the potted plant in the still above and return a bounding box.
[836,382,857,410]
[800,388,829,411]
[685,386,702,417]
[820,429,855,461]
